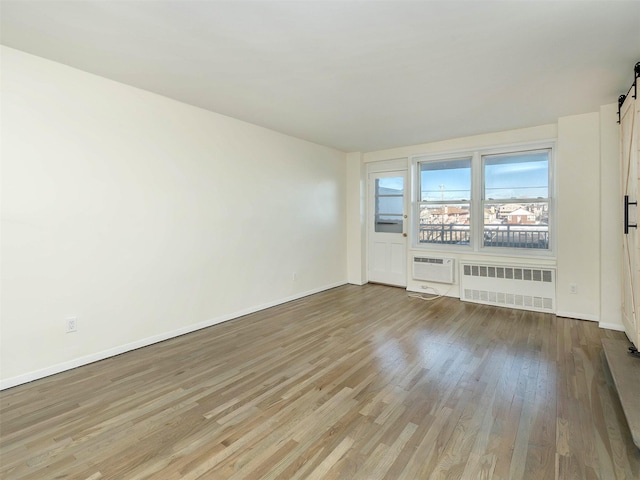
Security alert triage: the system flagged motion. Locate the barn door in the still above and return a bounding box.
[620,92,639,348]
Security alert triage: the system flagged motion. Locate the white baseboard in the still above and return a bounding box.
[556,311,599,322]
[0,281,347,391]
[598,322,626,332]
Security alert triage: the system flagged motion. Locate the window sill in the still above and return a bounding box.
[410,244,556,264]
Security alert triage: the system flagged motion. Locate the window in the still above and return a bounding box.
[483,150,550,249]
[415,145,553,253]
[374,176,404,233]
[417,158,472,245]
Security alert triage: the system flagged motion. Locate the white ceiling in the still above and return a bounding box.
[1,1,639,152]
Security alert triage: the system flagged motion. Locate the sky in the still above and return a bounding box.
[420,152,549,202]
[421,159,471,201]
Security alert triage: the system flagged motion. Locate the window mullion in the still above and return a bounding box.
[472,152,482,252]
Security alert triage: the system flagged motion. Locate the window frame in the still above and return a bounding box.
[480,147,553,254]
[411,141,556,258]
[414,154,473,250]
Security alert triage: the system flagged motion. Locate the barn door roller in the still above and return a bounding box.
[617,62,640,124]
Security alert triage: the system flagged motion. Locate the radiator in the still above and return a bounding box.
[460,262,555,313]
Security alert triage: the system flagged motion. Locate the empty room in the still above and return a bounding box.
[1,1,640,479]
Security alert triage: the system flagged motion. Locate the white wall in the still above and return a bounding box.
[0,47,347,388]
[599,103,624,331]
[356,112,624,329]
[556,112,601,321]
[364,124,558,163]
[362,125,558,298]
[346,151,366,285]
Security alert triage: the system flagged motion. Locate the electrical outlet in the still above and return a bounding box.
[292,272,297,281]
[569,284,577,294]
[66,317,78,333]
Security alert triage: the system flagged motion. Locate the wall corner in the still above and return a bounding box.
[346,152,366,285]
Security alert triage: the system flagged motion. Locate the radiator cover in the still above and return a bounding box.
[460,262,556,313]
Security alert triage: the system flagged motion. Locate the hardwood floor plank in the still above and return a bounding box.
[1,284,639,479]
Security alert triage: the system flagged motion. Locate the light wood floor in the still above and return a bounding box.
[1,284,639,479]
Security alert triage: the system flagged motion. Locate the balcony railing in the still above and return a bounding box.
[419,224,470,245]
[419,223,549,249]
[483,224,549,249]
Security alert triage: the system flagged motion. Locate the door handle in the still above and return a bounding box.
[624,195,637,234]
[403,233,407,237]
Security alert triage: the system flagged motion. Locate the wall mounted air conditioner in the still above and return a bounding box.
[412,257,455,284]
